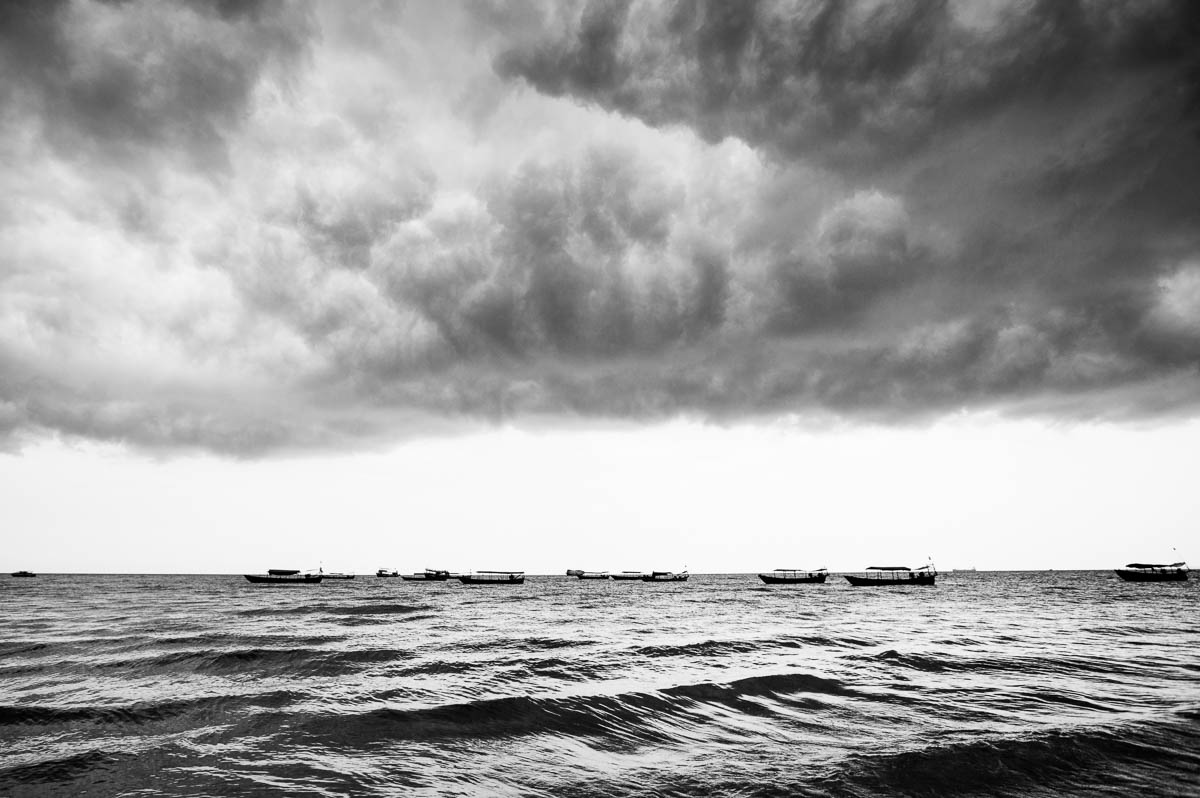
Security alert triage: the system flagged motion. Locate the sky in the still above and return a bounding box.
[2,0,1198,573]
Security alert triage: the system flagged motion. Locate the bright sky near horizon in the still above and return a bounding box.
[2,2,1198,573]
[3,417,1195,574]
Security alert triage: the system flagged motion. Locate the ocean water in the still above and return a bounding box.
[1,571,1197,797]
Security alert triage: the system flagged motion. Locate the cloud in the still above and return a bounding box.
[1,1,1199,455]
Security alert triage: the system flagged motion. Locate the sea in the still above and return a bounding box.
[1,571,1197,797]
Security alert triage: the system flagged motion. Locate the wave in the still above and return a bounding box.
[0,749,137,788]
[817,713,1200,797]
[236,603,434,617]
[92,646,412,677]
[860,649,1155,679]
[636,635,873,659]
[298,670,857,748]
[454,636,597,652]
[0,690,301,728]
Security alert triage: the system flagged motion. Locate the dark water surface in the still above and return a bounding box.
[1,572,1197,797]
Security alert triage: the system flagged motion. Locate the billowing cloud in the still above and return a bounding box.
[1,0,1199,454]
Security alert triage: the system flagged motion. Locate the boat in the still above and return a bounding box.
[376,569,399,577]
[1114,562,1189,582]
[576,571,610,580]
[11,570,36,578]
[566,569,584,577]
[321,571,355,580]
[401,569,451,581]
[244,571,323,585]
[610,571,646,581]
[844,565,936,586]
[758,568,827,584]
[642,571,689,582]
[458,570,525,585]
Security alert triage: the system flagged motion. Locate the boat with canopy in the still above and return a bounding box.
[844,565,936,586]
[1114,562,1188,582]
[758,568,827,584]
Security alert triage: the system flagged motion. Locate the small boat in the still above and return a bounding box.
[642,571,689,582]
[576,571,610,580]
[401,569,452,581]
[758,568,827,584]
[1114,562,1189,582]
[610,571,646,581]
[244,571,323,585]
[844,565,936,586]
[321,571,355,580]
[458,570,525,585]
[11,570,36,578]
[376,569,399,577]
[566,569,584,577]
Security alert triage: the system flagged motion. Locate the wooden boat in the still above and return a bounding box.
[321,571,355,580]
[11,570,36,578]
[758,568,827,584]
[576,571,610,580]
[376,569,399,577]
[566,569,584,576]
[642,571,689,582]
[1114,562,1189,582]
[244,572,322,585]
[402,569,451,581]
[458,570,524,585]
[844,565,936,586]
[610,571,646,581]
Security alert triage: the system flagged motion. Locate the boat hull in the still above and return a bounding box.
[642,574,689,582]
[402,571,451,581]
[610,573,644,581]
[11,571,36,578]
[458,574,525,585]
[576,573,610,580]
[1115,569,1188,582]
[844,574,935,586]
[244,574,323,585]
[759,573,827,584]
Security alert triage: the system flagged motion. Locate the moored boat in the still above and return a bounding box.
[245,571,322,585]
[610,571,645,581]
[844,565,936,586]
[11,570,36,578]
[458,570,524,585]
[321,571,355,580]
[576,571,610,579]
[566,569,584,577]
[376,569,399,577]
[642,571,689,582]
[758,568,827,584]
[402,569,451,581]
[1115,562,1189,582]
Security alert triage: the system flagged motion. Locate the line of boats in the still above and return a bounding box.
[239,562,1189,586]
[13,562,1186,583]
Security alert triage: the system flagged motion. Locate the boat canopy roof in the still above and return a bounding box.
[1125,562,1186,569]
[867,565,910,571]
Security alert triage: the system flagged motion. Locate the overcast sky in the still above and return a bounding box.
[2,1,1198,573]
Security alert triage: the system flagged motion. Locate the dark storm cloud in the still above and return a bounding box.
[0,0,313,172]
[3,1,1200,454]
[495,0,1200,171]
